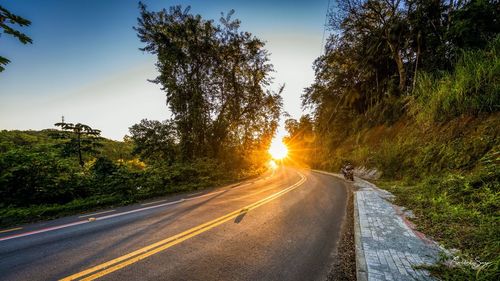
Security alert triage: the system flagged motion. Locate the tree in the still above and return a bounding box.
[135,3,282,162]
[331,0,411,92]
[303,0,499,168]
[447,0,500,51]
[52,122,102,167]
[128,119,178,164]
[0,5,32,72]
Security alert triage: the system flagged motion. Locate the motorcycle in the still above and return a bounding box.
[341,165,354,181]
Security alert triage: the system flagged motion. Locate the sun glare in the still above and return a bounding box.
[268,138,288,160]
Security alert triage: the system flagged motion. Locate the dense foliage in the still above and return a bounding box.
[283,115,315,165]
[285,0,499,279]
[128,119,178,164]
[0,130,132,209]
[135,3,282,163]
[303,0,499,138]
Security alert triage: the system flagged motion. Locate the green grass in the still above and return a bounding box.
[409,36,500,123]
[427,259,499,281]
[0,195,125,226]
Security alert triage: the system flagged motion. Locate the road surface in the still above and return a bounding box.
[0,167,349,281]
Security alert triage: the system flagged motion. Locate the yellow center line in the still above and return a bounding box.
[60,172,306,281]
[0,227,22,234]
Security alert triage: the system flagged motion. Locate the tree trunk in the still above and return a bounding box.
[77,132,83,167]
[412,31,421,92]
[388,41,407,92]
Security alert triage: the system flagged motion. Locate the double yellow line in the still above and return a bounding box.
[61,172,306,281]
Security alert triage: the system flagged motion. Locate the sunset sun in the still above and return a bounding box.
[268,138,288,160]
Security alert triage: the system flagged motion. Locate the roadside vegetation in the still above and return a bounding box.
[0,4,281,227]
[285,0,499,279]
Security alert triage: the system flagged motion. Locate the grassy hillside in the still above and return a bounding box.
[317,113,499,274]
[311,40,499,280]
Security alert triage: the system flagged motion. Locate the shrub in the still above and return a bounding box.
[0,147,87,207]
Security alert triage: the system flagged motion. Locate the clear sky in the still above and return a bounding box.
[0,0,329,140]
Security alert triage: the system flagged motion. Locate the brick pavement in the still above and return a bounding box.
[354,179,441,281]
[313,170,441,281]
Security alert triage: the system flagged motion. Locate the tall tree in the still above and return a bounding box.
[0,5,32,72]
[332,0,412,92]
[135,3,282,162]
[52,121,102,167]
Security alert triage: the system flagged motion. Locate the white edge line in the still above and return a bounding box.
[186,191,203,196]
[96,199,185,220]
[79,210,116,218]
[0,199,186,242]
[141,200,167,206]
[231,182,252,190]
[183,190,226,201]
[0,221,89,242]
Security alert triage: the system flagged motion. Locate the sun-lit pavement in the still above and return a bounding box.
[0,167,349,281]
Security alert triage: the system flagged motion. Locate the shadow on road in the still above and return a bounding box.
[233,209,248,224]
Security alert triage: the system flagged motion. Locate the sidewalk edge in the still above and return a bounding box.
[354,193,368,281]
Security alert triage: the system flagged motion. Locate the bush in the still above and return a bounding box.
[138,158,230,196]
[0,147,87,207]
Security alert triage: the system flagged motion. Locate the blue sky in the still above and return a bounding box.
[0,0,330,140]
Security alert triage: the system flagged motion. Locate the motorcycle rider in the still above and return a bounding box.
[341,162,354,181]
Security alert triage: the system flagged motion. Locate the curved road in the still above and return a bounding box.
[0,167,349,281]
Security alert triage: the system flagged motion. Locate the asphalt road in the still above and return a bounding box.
[0,167,349,281]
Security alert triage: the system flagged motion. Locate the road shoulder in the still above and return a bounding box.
[326,182,356,281]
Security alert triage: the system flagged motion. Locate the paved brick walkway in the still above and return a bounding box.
[354,180,440,281]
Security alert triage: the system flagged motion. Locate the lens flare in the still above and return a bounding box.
[268,138,288,160]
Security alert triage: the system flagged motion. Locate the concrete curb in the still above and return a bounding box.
[311,169,368,281]
[354,193,368,281]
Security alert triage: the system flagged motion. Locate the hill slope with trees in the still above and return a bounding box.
[284,0,499,279]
